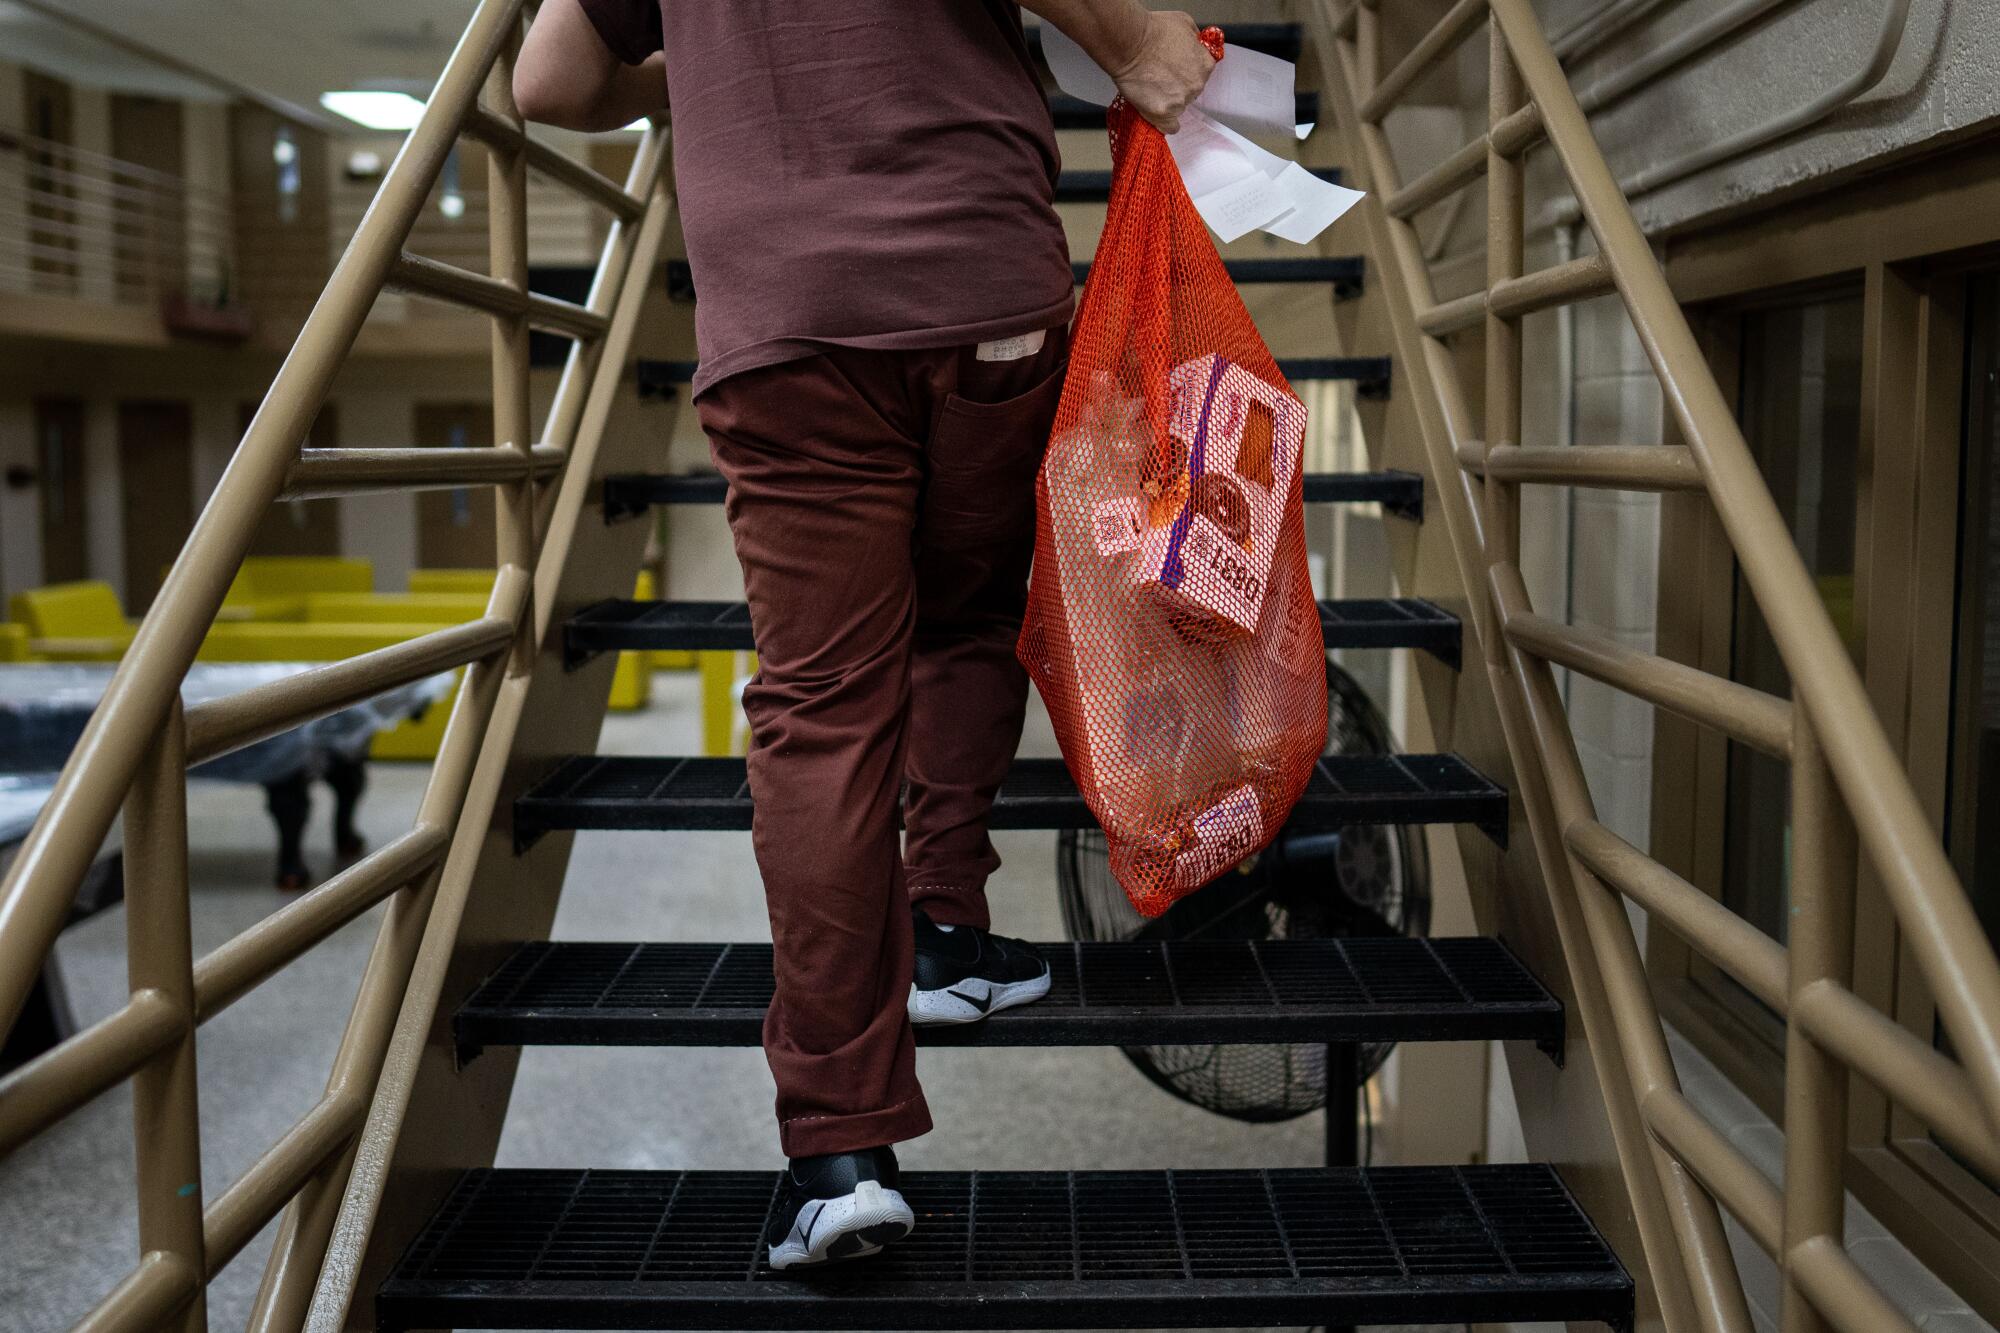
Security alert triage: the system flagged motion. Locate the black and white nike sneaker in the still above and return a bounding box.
[765,1147,915,1271]
[907,907,1052,1025]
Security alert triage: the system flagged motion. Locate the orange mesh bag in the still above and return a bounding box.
[1019,58,1329,918]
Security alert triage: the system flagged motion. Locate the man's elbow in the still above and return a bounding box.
[513,63,578,128]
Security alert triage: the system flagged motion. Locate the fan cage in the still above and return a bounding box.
[1055,659,1429,1122]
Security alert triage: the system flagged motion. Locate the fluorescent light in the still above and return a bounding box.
[320,90,427,131]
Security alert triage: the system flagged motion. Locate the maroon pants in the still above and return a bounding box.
[696,330,1068,1156]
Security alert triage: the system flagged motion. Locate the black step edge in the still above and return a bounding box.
[1031,22,1304,65]
[563,596,1459,670]
[1054,164,1340,203]
[1051,89,1319,130]
[635,356,1392,403]
[605,468,1422,522]
[668,255,1365,305]
[453,936,1561,1063]
[512,754,1508,850]
[1072,255,1362,299]
[376,1164,1632,1332]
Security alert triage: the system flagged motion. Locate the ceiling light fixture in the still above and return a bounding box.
[319,90,427,131]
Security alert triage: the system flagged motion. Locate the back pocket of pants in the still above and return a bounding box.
[920,364,1066,549]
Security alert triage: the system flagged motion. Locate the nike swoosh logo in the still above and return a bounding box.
[800,1200,825,1250]
[947,988,993,1013]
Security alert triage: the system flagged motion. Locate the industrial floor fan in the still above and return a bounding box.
[1056,658,1431,1121]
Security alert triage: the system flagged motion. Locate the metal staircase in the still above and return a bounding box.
[346,18,1637,1318]
[26,1,2000,1330]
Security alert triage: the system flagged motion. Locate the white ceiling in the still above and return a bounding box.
[9,0,482,128]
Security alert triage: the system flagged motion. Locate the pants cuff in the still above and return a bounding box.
[907,880,991,931]
[779,1090,934,1158]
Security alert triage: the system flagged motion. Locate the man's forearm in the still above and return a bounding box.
[1020,0,1150,81]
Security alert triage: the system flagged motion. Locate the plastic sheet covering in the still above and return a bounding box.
[0,663,455,791]
[0,774,56,847]
[1018,86,1328,918]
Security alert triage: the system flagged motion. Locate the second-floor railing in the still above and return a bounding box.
[0,127,236,311]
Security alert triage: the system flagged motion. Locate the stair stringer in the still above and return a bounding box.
[304,321,689,1330]
[1301,22,1693,1333]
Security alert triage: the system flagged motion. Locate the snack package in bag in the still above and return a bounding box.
[1019,90,1329,918]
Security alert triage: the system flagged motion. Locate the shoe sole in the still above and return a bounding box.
[907,966,1053,1026]
[767,1181,915,1271]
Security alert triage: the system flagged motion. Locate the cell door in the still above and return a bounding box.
[117,401,195,613]
[35,399,89,584]
[23,70,77,293]
[243,402,342,556]
[414,402,496,569]
[110,94,186,303]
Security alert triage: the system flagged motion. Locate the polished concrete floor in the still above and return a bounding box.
[4,673,1464,1333]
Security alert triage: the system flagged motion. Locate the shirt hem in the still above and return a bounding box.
[690,292,1076,399]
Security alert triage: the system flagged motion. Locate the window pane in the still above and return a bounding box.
[1949,274,2000,952]
[1723,294,1865,948]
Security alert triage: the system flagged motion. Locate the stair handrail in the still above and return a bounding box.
[1309,1,2000,1330]
[0,0,671,1326]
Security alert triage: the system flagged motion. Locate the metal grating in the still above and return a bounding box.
[513,754,1508,846]
[1050,89,1319,130]
[453,936,1562,1056]
[563,596,1458,667]
[1054,164,1339,203]
[1069,256,1363,298]
[607,468,1422,520]
[377,1165,1631,1331]
[672,257,1361,300]
[635,356,1389,402]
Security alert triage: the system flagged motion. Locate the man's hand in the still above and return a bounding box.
[1023,1,1216,135]
[1107,10,1215,135]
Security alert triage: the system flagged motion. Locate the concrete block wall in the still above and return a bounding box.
[1565,286,1662,855]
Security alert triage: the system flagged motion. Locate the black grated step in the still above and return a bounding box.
[563,596,1459,668]
[1055,164,1340,203]
[376,1164,1631,1331]
[635,356,1391,402]
[1031,22,1304,65]
[669,257,1363,303]
[512,754,1508,847]
[1050,90,1319,130]
[454,937,1562,1058]
[1077,256,1360,298]
[605,467,1421,521]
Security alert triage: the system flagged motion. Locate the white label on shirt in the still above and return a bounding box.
[976,328,1047,362]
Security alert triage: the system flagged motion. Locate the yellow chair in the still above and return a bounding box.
[9,581,134,660]
[0,622,36,662]
[408,568,499,596]
[197,621,457,760]
[218,556,374,622]
[198,621,442,662]
[402,567,653,711]
[303,592,488,625]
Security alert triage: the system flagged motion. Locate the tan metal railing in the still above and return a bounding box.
[0,0,671,1326]
[1308,2,2000,1330]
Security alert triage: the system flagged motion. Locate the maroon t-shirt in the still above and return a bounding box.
[578,0,1075,397]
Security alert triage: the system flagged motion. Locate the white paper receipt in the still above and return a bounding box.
[1037,23,1365,245]
[976,329,1048,362]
